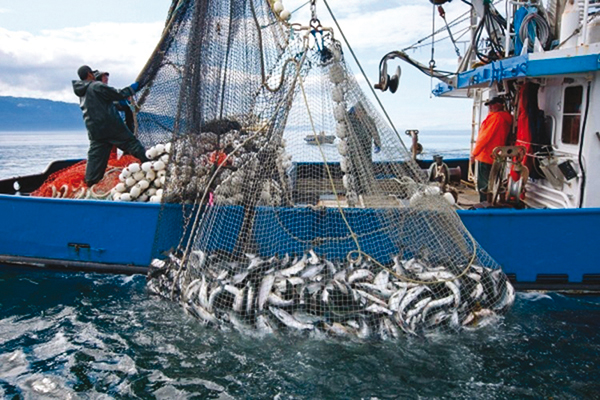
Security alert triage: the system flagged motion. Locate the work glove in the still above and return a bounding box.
[130,82,140,92]
[374,145,381,154]
[118,99,130,107]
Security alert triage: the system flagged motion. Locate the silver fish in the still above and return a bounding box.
[381,317,400,339]
[346,320,360,329]
[216,270,228,281]
[421,294,454,322]
[198,275,209,309]
[365,303,393,315]
[232,271,249,285]
[357,318,371,339]
[325,259,337,276]
[348,269,374,284]
[287,277,304,286]
[403,258,425,274]
[256,314,275,335]
[292,311,324,325]
[224,284,241,296]
[470,265,484,274]
[258,274,275,311]
[246,254,264,271]
[246,283,255,314]
[269,306,314,331]
[230,286,245,313]
[388,287,408,312]
[373,270,390,288]
[470,282,484,300]
[184,278,203,302]
[301,263,325,279]
[398,286,428,316]
[306,282,323,295]
[321,283,332,304]
[228,312,252,332]
[273,278,288,293]
[189,302,218,325]
[426,310,451,327]
[207,285,223,311]
[467,272,481,281]
[332,279,350,295]
[333,270,347,282]
[168,253,183,267]
[444,280,461,308]
[355,282,394,299]
[354,289,387,307]
[416,270,456,281]
[323,322,353,337]
[405,296,432,319]
[492,280,515,312]
[279,255,307,277]
[268,292,295,307]
[308,249,319,265]
[393,255,405,275]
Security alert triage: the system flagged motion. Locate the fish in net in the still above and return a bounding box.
[129,0,515,338]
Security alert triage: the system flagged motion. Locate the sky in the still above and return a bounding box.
[0,0,475,131]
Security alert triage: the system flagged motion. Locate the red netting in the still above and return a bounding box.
[31,151,142,199]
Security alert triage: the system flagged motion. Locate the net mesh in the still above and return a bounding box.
[89,0,517,337]
[31,151,142,199]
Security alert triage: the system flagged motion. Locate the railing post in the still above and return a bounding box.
[581,0,590,46]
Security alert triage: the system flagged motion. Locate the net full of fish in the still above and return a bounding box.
[131,0,516,341]
[147,250,514,339]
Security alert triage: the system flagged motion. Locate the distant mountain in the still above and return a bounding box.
[0,96,84,131]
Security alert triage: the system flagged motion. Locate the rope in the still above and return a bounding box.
[518,11,551,52]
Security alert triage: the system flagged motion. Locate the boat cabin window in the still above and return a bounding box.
[561,85,583,145]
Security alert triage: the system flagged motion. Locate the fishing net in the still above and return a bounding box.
[31,151,141,199]
[139,0,514,338]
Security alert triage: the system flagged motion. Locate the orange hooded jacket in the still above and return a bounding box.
[472,110,513,164]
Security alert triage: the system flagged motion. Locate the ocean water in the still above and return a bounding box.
[0,131,599,399]
[0,270,599,399]
[0,130,468,180]
[0,131,89,180]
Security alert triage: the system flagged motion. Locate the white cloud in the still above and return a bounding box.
[0,22,163,102]
[0,1,474,130]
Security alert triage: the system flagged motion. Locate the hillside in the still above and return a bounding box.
[0,96,84,131]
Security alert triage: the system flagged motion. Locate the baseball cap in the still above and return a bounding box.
[94,70,109,80]
[484,96,504,106]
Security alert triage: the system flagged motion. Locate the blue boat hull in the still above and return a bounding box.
[458,207,600,288]
[0,192,598,289]
[0,195,183,274]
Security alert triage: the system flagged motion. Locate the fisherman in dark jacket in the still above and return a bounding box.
[73,65,148,186]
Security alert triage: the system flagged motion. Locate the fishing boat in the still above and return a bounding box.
[1,0,599,292]
[373,0,600,290]
[304,131,336,145]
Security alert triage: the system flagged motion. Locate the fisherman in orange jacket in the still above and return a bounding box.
[471,96,513,202]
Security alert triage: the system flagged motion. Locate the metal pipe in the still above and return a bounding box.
[581,0,590,46]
